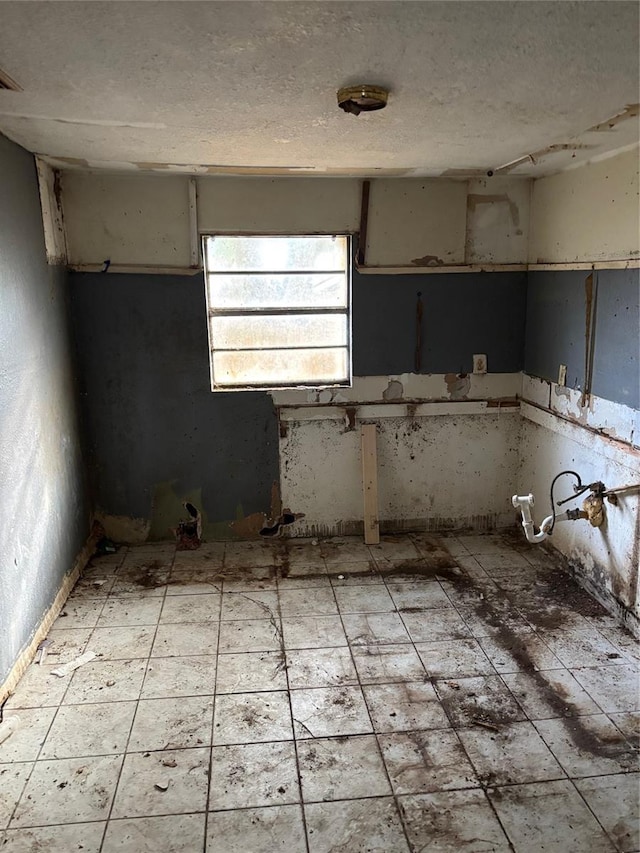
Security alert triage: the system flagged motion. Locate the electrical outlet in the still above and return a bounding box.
[558,364,567,386]
[473,354,487,375]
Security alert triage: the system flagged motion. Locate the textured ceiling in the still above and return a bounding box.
[0,1,638,177]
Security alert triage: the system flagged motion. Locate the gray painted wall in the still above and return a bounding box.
[525,268,639,409]
[69,273,280,540]
[69,269,527,540]
[0,135,89,685]
[352,270,527,375]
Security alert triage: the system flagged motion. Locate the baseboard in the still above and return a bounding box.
[0,527,100,705]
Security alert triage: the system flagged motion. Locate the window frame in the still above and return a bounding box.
[202,233,353,392]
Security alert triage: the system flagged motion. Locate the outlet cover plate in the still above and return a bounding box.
[473,354,487,375]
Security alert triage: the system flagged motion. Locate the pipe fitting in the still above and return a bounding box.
[512,494,552,544]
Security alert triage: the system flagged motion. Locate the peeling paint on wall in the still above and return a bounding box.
[444,373,471,400]
[383,379,404,401]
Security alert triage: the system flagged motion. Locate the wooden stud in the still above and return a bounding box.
[361,423,380,545]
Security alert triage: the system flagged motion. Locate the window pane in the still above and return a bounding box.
[212,347,349,386]
[206,236,347,272]
[211,313,348,350]
[208,273,347,310]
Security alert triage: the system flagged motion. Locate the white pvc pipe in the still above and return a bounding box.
[511,494,553,544]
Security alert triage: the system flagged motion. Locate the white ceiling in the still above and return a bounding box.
[0,1,638,177]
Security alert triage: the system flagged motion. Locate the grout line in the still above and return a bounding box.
[326,559,416,853]
[4,550,128,831]
[97,544,175,853]
[275,563,311,853]
[202,544,224,853]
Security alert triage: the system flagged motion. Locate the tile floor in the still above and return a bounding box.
[1,532,639,852]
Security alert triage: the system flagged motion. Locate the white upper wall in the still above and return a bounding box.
[61,172,531,268]
[529,147,640,264]
[59,150,640,268]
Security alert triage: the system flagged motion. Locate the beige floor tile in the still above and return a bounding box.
[152,622,219,657]
[609,710,640,742]
[379,729,479,794]
[291,686,372,739]
[221,574,276,591]
[221,591,278,621]
[213,691,292,745]
[166,570,223,595]
[277,575,331,590]
[0,763,32,829]
[142,655,216,698]
[40,701,136,759]
[458,720,565,786]
[218,618,281,654]
[488,779,615,852]
[173,542,224,570]
[1,821,105,852]
[50,599,105,630]
[208,741,299,810]
[401,608,472,642]
[87,626,155,660]
[351,644,426,684]
[111,748,209,818]
[4,665,70,710]
[387,581,452,610]
[223,542,276,569]
[216,650,286,693]
[128,696,214,751]
[0,708,56,762]
[399,788,511,851]
[343,612,411,646]
[501,669,603,720]
[159,593,221,623]
[363,682,450,733]
[281,615,347,649]
[545,629,634,669]
[286,647,357,689]
[11,754,123,826]
[533,714,639,777]
[334,585,395,614]
[276,542,327,570]
[68,575,116,598]
[321,540,374,565]
[435,675,526,728]
[575,772,640,853]
[63,659,147,705]
[97,596,163,627]
[454,535,508,554]
[329,569,383,585]
[571,664,640,713]
[206,805,306,853]
[305,797,409,853]
[40,628,93,664]
[478,629,562,673]
[103,813,205,853]
[298,734,391,801]
[415,638,494,678]
[278,587,338,617]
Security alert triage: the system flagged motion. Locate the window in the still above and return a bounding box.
[203,235,351,391]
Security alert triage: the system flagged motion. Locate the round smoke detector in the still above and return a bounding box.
[337,85,389,116]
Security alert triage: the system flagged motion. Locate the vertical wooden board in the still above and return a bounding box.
[361,423,380,545]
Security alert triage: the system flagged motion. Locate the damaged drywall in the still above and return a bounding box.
[69,272,279,541]
[525,268,640,409]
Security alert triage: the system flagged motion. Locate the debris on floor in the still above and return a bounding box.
[0,713,20,745]
[2,532,638,852]
[173,502,202,550]
[50,650,97,678]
